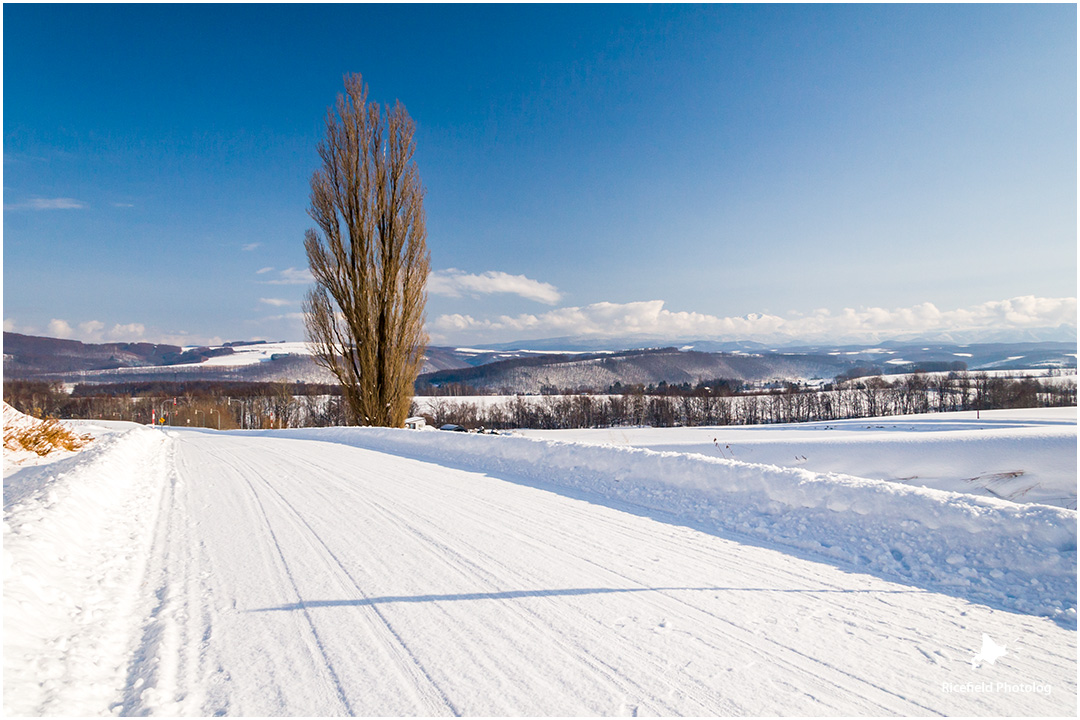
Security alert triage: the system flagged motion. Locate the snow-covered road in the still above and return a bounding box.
[5,425,1077,715]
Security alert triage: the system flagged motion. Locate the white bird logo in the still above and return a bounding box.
[970,634,1008,669]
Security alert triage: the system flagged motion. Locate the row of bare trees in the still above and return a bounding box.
[7,371,1073,432]
[418,373,1076,430]
[4,381,349,430]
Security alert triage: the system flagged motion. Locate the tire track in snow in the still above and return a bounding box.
[436,477,1033,714]
[481,482,1080,692]
[342,444,1077,701]
[121,439,197,716]
[325,467,906,715]
[232,463,357,716]
[275,442,1030,715]
[228,440,715,715]
[257,441,899,714]
[162,431,1075,716]
[248,444,612,715]
[438,460,1075,712]
[423,490,934,713]
[195,441,458,717]
[287,459,705,716]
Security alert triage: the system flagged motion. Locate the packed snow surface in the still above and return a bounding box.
[4,410,1076,715]
[278,420,1077,624]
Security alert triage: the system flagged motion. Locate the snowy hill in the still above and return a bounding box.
[2,332,188,375]
[3,334,335,385]
[417,346,862,393]
[416,342,1077,393]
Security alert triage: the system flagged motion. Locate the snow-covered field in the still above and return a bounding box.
[4,408,1076,715]
[183,341,314,368]
[518,407,1078,509]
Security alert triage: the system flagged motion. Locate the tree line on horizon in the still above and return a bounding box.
[5,370,1073,431]
[416,371,1076,430]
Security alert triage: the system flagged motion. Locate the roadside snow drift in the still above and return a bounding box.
[3,425,170,716]
[274,426,1078,625]
[519,408,1078,509]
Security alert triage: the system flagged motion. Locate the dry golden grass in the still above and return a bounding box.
[4,417,93,457]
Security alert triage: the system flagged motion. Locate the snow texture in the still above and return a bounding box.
[4,425,170,715]
[272,424,1078,625]
[519,408,1078,509]
[3,410,1076,715]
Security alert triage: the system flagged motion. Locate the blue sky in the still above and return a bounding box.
[3,4,1076,347]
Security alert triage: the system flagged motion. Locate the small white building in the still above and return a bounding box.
[404,416,427,430]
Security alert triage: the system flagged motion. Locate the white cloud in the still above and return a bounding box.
[263,267,314,285]
[6,197,89,211]
[429,296,1078,344]
[263,312,307,322]
[430,301,786,341]
[78,320,106,337]
[147,331,226,347]
[47,319,75,338]
[429,268,562,305]
[107,323,146,340]
[783,296,1077,338]
[28,319,148,343]
[4,318,30,333]
[243,243,261,251]
[259,298,294,307]
[256,267,275,275]
[5,317,220,346]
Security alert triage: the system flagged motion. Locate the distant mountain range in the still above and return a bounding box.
[416,347,855,394]
[1,333,333,385]
[4,331,1074,392]
[0,333,233,375]
[416,342,1077,394]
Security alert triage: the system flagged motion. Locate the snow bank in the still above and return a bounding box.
[273,426,1077,625]
[520,409,1078,509]
[3,402,92,473]
[3,424,171,716]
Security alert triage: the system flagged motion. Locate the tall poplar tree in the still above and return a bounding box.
[304,74,429,427]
